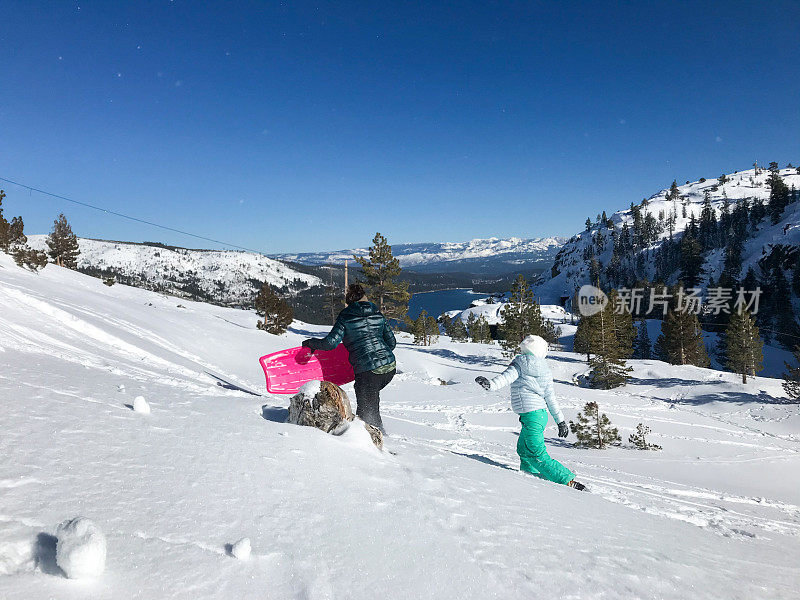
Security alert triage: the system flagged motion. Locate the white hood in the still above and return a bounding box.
[519,335,548,358]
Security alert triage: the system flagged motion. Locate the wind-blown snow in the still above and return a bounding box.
[0,253,798,599]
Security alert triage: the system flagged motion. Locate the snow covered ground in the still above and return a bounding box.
[1,254,799,599]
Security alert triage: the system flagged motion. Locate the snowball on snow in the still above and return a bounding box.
[132,396,150,414]
[55,517,107,579]
[299,380,322,397]
[230,537,251,560]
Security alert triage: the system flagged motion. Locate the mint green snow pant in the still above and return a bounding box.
[517,410,574,485]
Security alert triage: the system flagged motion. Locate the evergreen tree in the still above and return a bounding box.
[698,192,718,250]
[467,312,493,343]
[783,347,800,401]
[608,290,635,359]
[767,169,791,224]
[750,197,766,228]
[634,319,652,359]
[0,190,28,251]
[585,217,592,231]
[411,310,439,346]
[499,275,556,356]
[442,313,469,342]
[655,309,710,366]
[678,232,705,288]
[12,245,48,272]
[668,180,680,202]
[587,298,632,389]
[4,216,27,250]
[46,213,80,269]
[255,283,293,334]
[572,313,594,362]
[725,310,763,383]
[569,402,621,448]
[628,423,662,450]
[0,189,9,250]
[354,232,410,324]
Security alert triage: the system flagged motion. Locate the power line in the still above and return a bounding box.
[0,176,268,255]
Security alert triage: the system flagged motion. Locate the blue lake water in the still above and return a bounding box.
[408,288,482,320]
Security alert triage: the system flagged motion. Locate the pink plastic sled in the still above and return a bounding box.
[259,344,355,394]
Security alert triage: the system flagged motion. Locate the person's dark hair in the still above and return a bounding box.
[345,283,366,305]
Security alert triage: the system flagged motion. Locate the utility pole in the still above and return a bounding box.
[344,259,348,304]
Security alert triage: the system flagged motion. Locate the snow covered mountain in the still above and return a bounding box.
[26,235,321,307]
[1,252,798,598]
[273,236,566,274]
[537,166,800,303]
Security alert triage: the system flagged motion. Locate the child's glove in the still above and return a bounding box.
[557,421,569,438]
[301,339,316,354]
[475,376,490,390]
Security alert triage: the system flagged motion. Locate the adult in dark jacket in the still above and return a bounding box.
[302,283,396,432]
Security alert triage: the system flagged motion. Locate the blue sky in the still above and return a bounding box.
[1,1,798,253]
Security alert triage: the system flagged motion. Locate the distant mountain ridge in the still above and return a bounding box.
[272,236,566,275]
[536,166,800,305]
[27,235,321,308]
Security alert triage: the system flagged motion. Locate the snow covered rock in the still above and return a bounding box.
[229,537,251,560]
[132,395,150,414]
[55,517,106,579]
[288,381,354,435]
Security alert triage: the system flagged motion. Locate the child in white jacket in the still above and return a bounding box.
[476,335,585,490]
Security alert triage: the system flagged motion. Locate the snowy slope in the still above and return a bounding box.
[26,235,321,307]
[537,167,800,302]
[1,254,799,599]
[273,236,566,274]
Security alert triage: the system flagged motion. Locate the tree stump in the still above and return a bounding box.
[287,381,383,449]
[288,381,354,435]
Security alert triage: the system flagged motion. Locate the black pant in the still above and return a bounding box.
[353,369,395,432]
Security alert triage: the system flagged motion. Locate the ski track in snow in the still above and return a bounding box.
[383,394,800,542]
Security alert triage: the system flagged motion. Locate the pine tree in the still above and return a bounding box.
[783,347,800,400]
[499,275,556,356]
[634,319,651,359]
[444,314,469,342]
[0,190,28,252]
[607,290,635,359]
[767,169,791,224]
[254,283,293,334]
[628,423,662,450]
[655,309,710,367]
[572,313,594,362]
[0,189,9,250]
[354,232,411,324]
[678,232,705,288]
[12,245,48,272]
[411,310,439,346]
[569,402,621,448]
[467,313,493,343]
[698,192,718,250]
[46,213,80,269]
[668,180,680,202]
[587,299,633,389]
[725,310,763,383]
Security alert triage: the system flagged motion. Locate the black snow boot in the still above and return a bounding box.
[568,480,587,491]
